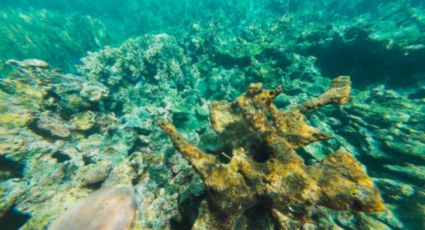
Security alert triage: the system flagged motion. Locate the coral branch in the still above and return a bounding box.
[158,120,219,179]
[159,121,258,229]
[297,76,351,113]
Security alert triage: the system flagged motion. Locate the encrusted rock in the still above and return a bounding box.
[69,111,96,131]
[74,161,112,187]
[31,112,70,138]
[160,76,385,230]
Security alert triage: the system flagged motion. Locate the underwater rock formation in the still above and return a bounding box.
[0,52,202,229]
[160,76,385,229]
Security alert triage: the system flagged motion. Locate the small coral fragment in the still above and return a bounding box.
[70,111,96,131]
[160,76,385,229]
[297,75,351,113]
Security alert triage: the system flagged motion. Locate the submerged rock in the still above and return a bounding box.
[31,112,71,139]
[160,77,385,229]
[70,111,96,131]
[32,112,71,138]
[49,186,137,230]
[74,161,112,187]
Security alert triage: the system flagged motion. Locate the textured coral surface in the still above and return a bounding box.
[160,77,385,229]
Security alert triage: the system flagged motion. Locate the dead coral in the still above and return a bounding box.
[159,76,385,230]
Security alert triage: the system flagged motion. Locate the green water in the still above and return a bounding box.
[0,1,424,229]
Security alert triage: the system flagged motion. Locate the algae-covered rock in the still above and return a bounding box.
[31,112,71,139]
[33,112,71,138]
[70,111,96,131]
[160,77,385,229]
[74,161,112,187]
[0,183,19,218]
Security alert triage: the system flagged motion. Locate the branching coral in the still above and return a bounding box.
[159,76,385,229]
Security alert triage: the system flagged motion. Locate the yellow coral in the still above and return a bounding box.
[160,76,385,230]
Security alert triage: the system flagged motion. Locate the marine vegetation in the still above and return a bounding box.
[0,7,110,72]
[160,76,385,229]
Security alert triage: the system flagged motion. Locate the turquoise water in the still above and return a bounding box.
[0,1,424,229]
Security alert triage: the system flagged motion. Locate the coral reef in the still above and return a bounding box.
[160,77,385,229]
[0,47,202,229]
[79,34,187,87]
[0,1,424,228]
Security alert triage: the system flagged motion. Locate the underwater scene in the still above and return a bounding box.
[0,0,424,229]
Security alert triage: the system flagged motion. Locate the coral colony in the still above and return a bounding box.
[160,77,385,229]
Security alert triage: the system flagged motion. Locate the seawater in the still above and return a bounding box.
[0,1,424,229]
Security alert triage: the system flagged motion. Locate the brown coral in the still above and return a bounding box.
[159,76,385,229]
